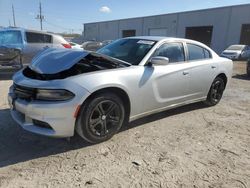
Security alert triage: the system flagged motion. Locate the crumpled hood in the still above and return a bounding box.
[29,48,89,74]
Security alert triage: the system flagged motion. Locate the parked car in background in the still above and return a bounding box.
[81,41,103,51]
[8,36,233,143]
[247,59,250,77]
[69,42,82,49]
[0,27,71,70]
[221,44,250,60]
[0,46,22,70]
[102,40,113,46]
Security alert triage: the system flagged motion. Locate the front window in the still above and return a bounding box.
[0,30,22,45]
[152,43,185,63]
[97,39,156,65]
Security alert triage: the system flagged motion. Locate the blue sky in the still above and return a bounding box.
[0,0,249,34]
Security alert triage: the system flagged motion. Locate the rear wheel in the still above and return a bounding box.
[76,92,125,143]
[204,77,225,106]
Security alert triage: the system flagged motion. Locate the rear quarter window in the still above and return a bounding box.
[26,32,52,43]
[187,43,211,61]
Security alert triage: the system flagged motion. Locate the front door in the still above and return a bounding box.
[142,42,190,111]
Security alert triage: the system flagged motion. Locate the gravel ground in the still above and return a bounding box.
[0,62,249,188]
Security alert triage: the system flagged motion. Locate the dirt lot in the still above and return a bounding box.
[0,62,249,188]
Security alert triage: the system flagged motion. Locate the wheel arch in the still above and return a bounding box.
[80,87,131,121]
[216,73,228,88]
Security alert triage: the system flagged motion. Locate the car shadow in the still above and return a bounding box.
[232,74,250,81]
[0,102,207,168]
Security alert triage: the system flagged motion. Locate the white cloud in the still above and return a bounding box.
[99,6,111,13]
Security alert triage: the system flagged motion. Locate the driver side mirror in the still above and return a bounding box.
[149,56,169,66]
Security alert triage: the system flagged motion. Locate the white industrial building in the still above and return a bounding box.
[83,4,250,53]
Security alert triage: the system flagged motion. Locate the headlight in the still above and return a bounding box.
[36,89,75,101]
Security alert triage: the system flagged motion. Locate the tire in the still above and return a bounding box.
[204,77,225,106]
[76,92,125,143]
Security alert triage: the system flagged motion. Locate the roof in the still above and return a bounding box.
[127,36,169,41]
[127,36,200,43]
[0,27,61,36]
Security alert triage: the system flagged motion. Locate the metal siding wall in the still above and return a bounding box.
[227,5,250,47]
[177,8,231,53]
[83,5,250,53]
[99,21,119,41]
[143,14,178,37]
[118,18,143,38]
[84,23,99,41]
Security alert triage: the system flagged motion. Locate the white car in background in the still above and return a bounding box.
[221,45,250,60]
[0,27,71,70]
[69,42,82,49]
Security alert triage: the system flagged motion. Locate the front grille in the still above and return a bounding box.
[13,83,36,101]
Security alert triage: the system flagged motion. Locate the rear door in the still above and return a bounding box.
[185,43,217,99]
[22,32,53,65]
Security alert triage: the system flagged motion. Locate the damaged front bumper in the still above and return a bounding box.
[8,74,91,138]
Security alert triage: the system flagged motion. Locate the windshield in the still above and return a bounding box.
[97,38,156,65]
[0,30,22,45]
[227,45,245,51]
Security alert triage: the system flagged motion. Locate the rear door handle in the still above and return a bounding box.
[183,71,189,75]
[211,66,216,69]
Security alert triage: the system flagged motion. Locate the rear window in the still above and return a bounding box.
[187,43,211,61]
[26,32,52,43]
[0,30,22,45]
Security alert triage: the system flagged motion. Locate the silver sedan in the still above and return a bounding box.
[8,37,233,143]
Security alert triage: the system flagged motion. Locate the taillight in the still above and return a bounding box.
[62,43,71,48]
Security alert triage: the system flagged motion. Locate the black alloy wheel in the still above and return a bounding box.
[205,77,225,106]
[76,92,125,143]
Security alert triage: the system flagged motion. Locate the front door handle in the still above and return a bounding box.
[183,71,189,75]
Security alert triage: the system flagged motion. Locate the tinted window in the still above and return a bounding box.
[153,43,185,63]
[26,32,52,43]
[97,39,155,65]
[187,43,211,61]
[0,30,22,45]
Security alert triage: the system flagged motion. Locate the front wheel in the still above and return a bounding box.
[204,77,225,106]
[76,92,125,143]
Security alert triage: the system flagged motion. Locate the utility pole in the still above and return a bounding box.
[12,4,16,27]
[36,1,44,30]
